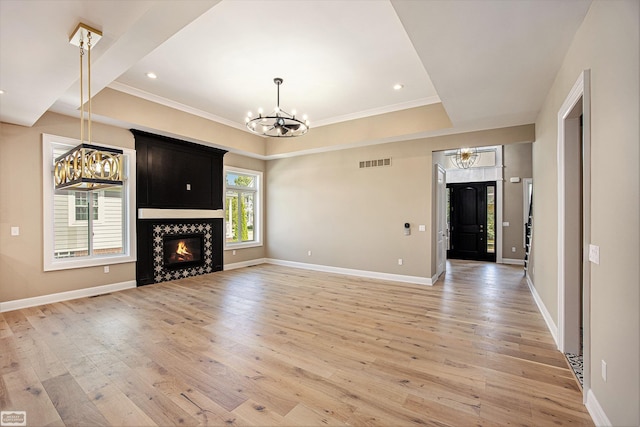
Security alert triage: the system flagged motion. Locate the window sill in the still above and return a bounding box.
[225,242,263,251]
[44,254,136,272]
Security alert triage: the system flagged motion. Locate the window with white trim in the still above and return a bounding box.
[43,134,136,270]
[225,167,262,248]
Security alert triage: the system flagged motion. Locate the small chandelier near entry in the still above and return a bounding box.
[54,23,123,191]
[453,147,479,169]
[245,78,310,137]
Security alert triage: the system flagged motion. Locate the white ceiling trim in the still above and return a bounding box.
[108,81,247,132]
[310,95,442,128]
[110,80,441,132]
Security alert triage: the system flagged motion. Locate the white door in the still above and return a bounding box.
[436,165,446,280]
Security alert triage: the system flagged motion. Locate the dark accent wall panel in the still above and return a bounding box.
[132,130,227,210]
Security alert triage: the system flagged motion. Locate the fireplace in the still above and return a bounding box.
[163,233,204,269]
[133,130,227,286]
[136,219,223,285]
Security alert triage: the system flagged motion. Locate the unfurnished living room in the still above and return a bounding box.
[0,1,638,426]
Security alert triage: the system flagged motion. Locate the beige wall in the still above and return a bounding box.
[0,113,266,303]
[0,112,136,302]
[532,1,639,425]
[266,125,534,280]
[92,89,453,160]
[265,103,452,157]
[503,143,532,260]
[92,88,267,157]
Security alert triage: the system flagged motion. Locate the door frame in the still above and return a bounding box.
[435,164,447,280]
[557,69,591,402]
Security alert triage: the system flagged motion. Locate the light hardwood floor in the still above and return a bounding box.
[0,261,593,426]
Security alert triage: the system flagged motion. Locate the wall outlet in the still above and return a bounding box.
[601,360,607,382]
[589,244,600,264]
[503,221,510,227]
[398,258,403,265]
[307,250,312,256]
[512,247,516,253]
[232,250,236,255]
[103,266,110,273]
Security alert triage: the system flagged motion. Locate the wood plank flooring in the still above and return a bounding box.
[0,261,593,426]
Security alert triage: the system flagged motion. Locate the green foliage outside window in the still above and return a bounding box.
[226,172,256,243]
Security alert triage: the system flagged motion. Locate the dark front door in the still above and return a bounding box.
[447,182,496,262]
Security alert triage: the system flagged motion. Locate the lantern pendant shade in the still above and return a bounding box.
[54,143,123,191]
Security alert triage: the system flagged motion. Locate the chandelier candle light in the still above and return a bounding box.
[54,23,123,191]
[245,78,310,137]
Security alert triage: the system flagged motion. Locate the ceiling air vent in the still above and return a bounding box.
[359,158,392,169]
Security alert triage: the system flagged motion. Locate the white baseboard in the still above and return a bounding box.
[224,258,267,271]
[586,389,612,427]
[502,258,525,266]
[265,258,433,286]
[526,273,559,346]
[0,280,137,313]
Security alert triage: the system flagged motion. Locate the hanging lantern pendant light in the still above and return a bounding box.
[54,23,123,191]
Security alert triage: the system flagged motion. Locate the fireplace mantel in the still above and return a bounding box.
[138,208,224,220]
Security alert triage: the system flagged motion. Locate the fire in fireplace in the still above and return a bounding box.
[163,234,204,269]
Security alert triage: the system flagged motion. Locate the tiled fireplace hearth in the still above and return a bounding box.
[137,217,224,285]
[153,221,213,282]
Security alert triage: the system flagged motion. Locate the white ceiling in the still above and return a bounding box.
[0,0,591,139]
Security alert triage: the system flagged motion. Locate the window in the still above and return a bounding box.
[487,184,495,254]
[74,192,99,221]
[67,191,104,226]
[43,134,136,270]
[225,167,262,248]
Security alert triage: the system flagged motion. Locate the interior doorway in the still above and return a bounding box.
[435,165,447,280]
[447,181,496,262]
[558,70,591,397]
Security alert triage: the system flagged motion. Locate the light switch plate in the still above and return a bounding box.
[589,244,600,264]
[10,226,19,236]
[418,225,426,232]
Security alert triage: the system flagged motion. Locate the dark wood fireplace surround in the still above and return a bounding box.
[132,130,227,286]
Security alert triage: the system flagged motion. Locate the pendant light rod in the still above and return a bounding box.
[275,77,282,111]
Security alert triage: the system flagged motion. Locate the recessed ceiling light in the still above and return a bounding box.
[146,72,157,79]
[393,83,404,90]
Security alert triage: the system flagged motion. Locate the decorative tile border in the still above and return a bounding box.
[565,352,584,386]
[152,222,213,283]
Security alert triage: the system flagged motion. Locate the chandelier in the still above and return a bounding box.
[245,78,309,137]
[453,147,479,169]
[54,23,123,191]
